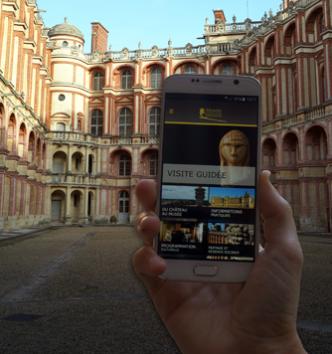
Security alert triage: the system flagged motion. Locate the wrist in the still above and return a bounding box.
[226,330,306,354]
[243,333,306,354]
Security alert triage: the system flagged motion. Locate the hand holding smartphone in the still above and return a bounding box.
[156,75,261,282]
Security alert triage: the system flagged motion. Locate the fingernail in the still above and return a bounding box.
[262,170,271,180]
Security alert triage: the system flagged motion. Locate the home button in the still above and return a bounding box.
[194,265,219,277]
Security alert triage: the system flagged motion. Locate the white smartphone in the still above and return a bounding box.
[156,74,261,282]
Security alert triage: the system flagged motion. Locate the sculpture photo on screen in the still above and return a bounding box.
[219,130,250,167]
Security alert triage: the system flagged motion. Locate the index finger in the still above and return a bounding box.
[136,179,157,211]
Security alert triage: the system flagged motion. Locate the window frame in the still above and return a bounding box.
[149,151,158,176]
[121,69,133,89]
[149,107,160,137]
[119,108,133,138]
[93,71,105,91]
[150,66,162,89]
[91,109,103,137]
[119,153,131,176]
[119,191,130,213]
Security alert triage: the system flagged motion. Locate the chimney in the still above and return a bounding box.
[214,10,226,25]
[283,0,297,10]
[91,22,109,53]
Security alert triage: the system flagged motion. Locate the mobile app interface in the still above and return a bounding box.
[159,93,259,262]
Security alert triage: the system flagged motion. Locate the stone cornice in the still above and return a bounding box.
[2,1,19,14]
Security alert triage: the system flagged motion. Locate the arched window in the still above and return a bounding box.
[306,9,324,43]
[119,191,130,213]
[184,64,198,74]
[119,108,133,138]
[149,151,158,176]
[91,109,103,136]
[93,71,105,90]
[149,107,160,136]
[249,47,257,74]
[53,151,67,173]
[306,126,327,161]
[119,153,131,176]
[72,152,83,173]
[18,124,26,158]
[7,115,16,153]
[265,36,275,66]
[283,133,298,166]
[28,132,35,163]
[262,139,277,168]
[121,69,133,89]
[218,61,237,75]
[150,66,163,89]
[284,23,296,56]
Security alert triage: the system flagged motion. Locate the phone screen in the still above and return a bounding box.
[158,92,259,262]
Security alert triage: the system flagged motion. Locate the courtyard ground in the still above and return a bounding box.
[0,226,331,354]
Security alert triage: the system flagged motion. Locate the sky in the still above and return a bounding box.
[209,187,255,199]
[37,0,283,52]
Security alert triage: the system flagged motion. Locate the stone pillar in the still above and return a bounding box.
[104,96,109,134]
[83,188,89,224]
[323,34,332,101]
[130,184,138,223]
[132,147,139,175]
[85,146,89,174]
[205,58,210,75]
[325,0,332,29]
[9,174,16,216]
[45,185,52,221]
[67,146,72,173]
[274,63,283,117]
[0,172,4,229]
[65,187,72,224]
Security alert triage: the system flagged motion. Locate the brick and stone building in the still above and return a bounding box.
[0,0,331,233]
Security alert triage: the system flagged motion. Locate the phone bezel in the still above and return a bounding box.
[156,74,262,283]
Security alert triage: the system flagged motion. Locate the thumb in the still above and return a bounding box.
[259,171,300,255]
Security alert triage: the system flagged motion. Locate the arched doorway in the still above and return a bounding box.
[305,126,327,161]
[282,133,299,166]
[71,190,83,223]
[51,190,66,221]
[262,139,277,169]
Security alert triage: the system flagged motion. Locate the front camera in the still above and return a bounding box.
[233,79,240,85]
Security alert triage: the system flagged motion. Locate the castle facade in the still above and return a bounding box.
[0,0,331,233]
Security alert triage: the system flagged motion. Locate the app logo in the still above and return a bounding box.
[199,107,224,122]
